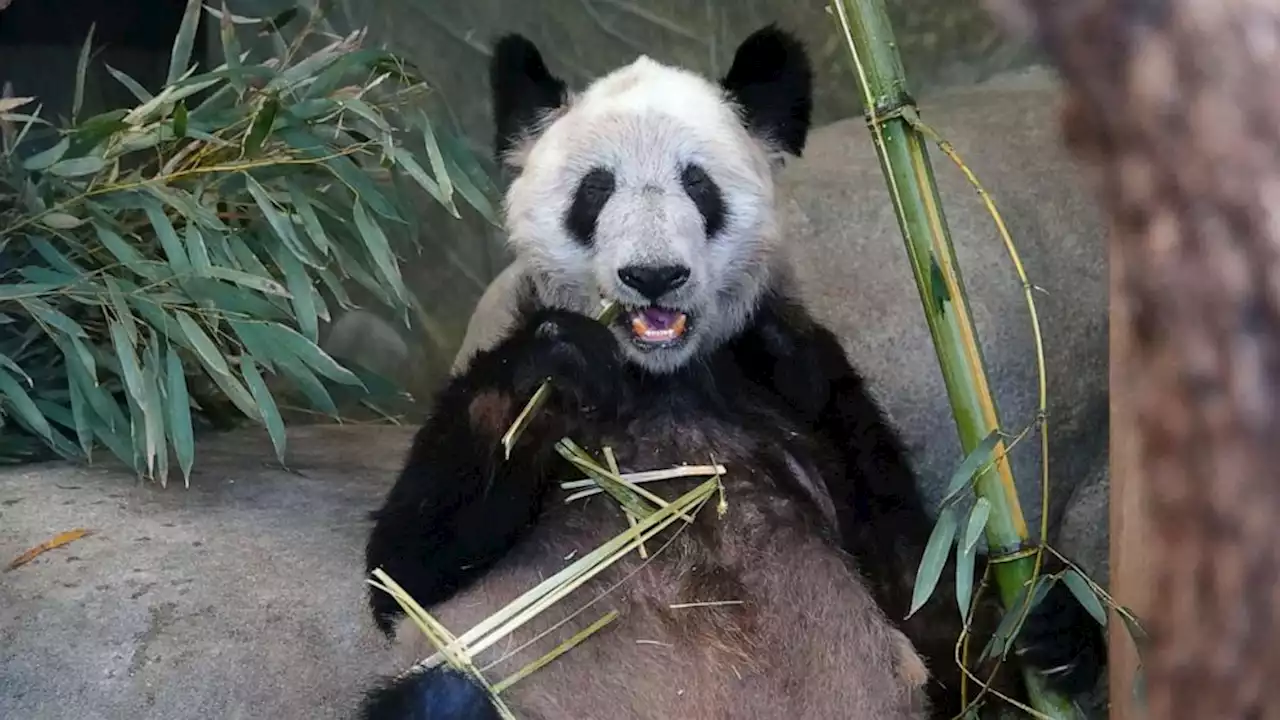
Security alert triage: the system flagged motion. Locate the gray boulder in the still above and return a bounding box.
[453,69,1109,580]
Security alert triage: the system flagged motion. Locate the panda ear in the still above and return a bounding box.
[720,24,814,157]
[489,34,569,166]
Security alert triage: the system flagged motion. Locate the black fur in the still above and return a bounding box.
[680,163,727,238]
[360,667,501,720]
[719,24,814,156]
[364,307,624,634]
[489,34,568,162]
[565,167,616,246]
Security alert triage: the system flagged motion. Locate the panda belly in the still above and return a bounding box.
[389,411,930,719]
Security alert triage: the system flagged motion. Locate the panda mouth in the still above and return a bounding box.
[625,306,691,346]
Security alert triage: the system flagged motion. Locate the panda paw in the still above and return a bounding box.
[511,308,624,418]
[1016,579,1108,696]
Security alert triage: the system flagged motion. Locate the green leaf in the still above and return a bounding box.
[440,136,499,225]
[218,3,244,88]
[173,100,189,138]
[244,174,313,265]
[351,200,408,303]
[278,356,338,417]
[105,63,154,102]
[68,376,94,458]
[939,429,1002,508]
[22,137,71,170]
[258,321,362,387]
[419,112,456,215]
[270,242,319,342]
[48,155,106,178]
[242,97,278,157]
[38,212,86,230]
[104,277,139,344]
[0,367,54,441]
[73,23,96,123]
[20,297,88,338]
[186,223,212,275]
[908,504,959,618]
[140,341,167,484]
[172,310,231,377]
[168,0,204,85]
[164,345,195,486]
[278,127,400,221]
[240,357,286,465]
[108,320,146,407]
[287,180,332,257]
[204,266,290,297]
[1062,569,1108,628]
[0,351,33,387]
[143,201,191,275]
[172,310,261,421]
[980,576,1053,663]
[91,224,156,279]
[388,146,451,211]
[144,184,227,231]
[955,539,977,622]
[28,236,84,275]
[962,497,991,553]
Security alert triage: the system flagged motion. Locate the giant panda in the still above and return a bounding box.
[356,25,1105,720]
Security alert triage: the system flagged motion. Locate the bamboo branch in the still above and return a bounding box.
[828,1,1078,717]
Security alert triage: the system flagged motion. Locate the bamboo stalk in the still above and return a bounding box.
[828,1,1079,717]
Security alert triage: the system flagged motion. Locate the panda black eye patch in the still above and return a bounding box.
[680,163,726,238]
[565,168,616,247]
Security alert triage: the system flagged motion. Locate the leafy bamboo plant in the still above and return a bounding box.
[825,1,1136,718]
[0,1,498,482]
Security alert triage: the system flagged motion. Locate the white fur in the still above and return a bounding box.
[503,55,784,373]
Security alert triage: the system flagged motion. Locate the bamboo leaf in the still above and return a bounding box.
[270,242,319,342]
[287,180,332,257]
[955,539,976,623]
[0,351,32,387]
[68,376,94,457]
[173,100,188,138]
[205,266,291,297]
[168,0,204,85]
[240,357,286,465]
[143,201,190,275]
[254,321,363,387]
[242,97,278,157]
[419,112,456,214]
[244,174,312,265]
[19,297,88,338]
[73,24,96,122]
[38,212,86,230]
[22,137,71,170]
[1062,569,1108,628]
[908,504,959,618]
[172,311,232,378]
[962,497,991,553]
[0,369,53,441]
[939,429,1002,507]
[165,345,195,486]
[388,146,450,210]
[48,155,106,178]
[140,341,167,483]
[351,200,407,303]
[218,2,245,92]
[105,64,154,103]
[107,321,146,407]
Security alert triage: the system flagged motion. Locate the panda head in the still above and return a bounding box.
[490,25,813,373]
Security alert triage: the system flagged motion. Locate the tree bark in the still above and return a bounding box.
[994,0,1280,717]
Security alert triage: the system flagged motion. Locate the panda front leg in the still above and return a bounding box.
[364,308,626,636]
[736,295,1107,709]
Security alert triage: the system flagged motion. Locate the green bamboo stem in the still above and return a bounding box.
[828,1,1079,717]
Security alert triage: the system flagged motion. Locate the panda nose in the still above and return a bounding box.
[617,265,691,300]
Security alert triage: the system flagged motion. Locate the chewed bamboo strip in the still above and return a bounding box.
[560,463,730,504]
[398,475,721,671]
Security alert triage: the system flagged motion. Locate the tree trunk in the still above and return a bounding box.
[996,0,1280,717]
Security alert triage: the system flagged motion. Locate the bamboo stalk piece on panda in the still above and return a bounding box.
[501,300,623,459]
